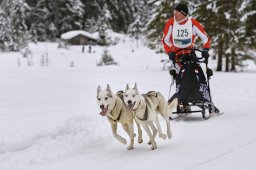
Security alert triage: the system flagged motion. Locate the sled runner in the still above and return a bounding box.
[168,48,223,120]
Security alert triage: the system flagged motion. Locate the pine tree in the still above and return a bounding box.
[193,0,223,71]
[128,0,150,38]
[56,0,84,37]
[0,8,12,51]
[225,0,242,72]
[104,0,135,33]
[219,0,253,72]
[1,0,29,51]
[25,0,53,41]
[146,0,174,51]
[193,0,256,72]
[25,0,84,41]
[240,0,256,49]
[80,0,101,32]
[239,0,256,65]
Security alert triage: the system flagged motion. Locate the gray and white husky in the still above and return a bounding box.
[123,83,178,150]
[97,84,143,150]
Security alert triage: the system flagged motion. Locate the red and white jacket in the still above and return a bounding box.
[162,17,210,56]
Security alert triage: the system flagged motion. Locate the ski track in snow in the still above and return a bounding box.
[0,116,98,154]
[0,39,256,170]
[0,116,113,169]
[184,150,235,170]
[185,138,256,170]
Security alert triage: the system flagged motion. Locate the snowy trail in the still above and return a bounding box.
[1,68,255,170]
[0,41,256,170]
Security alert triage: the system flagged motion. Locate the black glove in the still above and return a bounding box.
[169,69,176,79]
[202,48,209,59]
[168,52,176,61]
[190,52,199,63]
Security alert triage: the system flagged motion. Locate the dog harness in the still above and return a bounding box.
[135,95,154,121]
[108,101,122,121]
[136,105,148,121]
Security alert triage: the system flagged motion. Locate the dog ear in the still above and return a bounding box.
[97,85,101,95]
[134,83,137,89]
[125,84,129,91]
[134,83,139,93]
[106,84,113,97]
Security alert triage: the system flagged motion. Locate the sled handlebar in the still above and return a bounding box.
[174,48,204,59]
[173,48,206,64]
[174,48,203,53]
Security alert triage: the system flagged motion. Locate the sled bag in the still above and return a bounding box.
[176,63,211,102]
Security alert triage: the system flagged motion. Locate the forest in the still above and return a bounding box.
[0,0,255,72]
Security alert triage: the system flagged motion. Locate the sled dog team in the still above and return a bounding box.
[97,83,178,150]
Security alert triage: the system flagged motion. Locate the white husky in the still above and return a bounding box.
[123,83,178,150]
[97,84,143,150]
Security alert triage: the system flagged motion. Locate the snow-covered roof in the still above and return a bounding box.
[61,30,98,41]
[92,29,125,40]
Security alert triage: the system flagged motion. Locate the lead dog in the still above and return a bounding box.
[97,84,143,150]
[123,83,178,150]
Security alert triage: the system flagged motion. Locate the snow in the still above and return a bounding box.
[0,36,256,170]
[224,12,231,20]
[92,29,126,42]
[240,10,256,22]
[61,30,98,40]
[238,0,251,13]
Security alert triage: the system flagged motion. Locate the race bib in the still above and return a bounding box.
[172,17,193,48]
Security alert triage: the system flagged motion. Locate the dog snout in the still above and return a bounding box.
[128,100,132,104]
[100,105,104,109]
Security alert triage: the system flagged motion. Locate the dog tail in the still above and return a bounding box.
[168,98,178,116]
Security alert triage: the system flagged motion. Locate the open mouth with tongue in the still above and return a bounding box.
[127,102,135,112]
[99,104,108,116]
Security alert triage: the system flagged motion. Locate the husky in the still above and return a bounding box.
[97,84,143,150]
[123,83,178,150]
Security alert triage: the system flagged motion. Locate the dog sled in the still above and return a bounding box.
[168,48,223,120]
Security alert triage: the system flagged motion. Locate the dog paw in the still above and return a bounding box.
[127,145,134,150]
[148,140,152,145]
[138,139,143,144]
[168,133,172,139]
[122,139,127,144]
[160,134,167,140]
[118,138,127,144]
[151,144,157,150]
